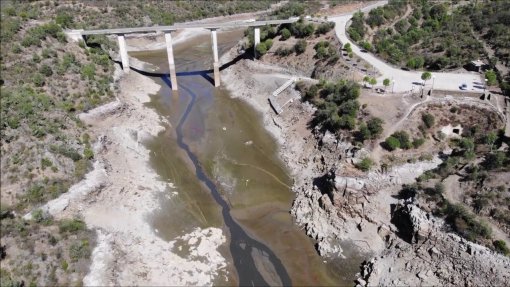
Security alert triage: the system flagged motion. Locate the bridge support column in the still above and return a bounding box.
[117,34,130,73]
[254,27,260,59]
[164,31,178,91]
[211,29,220,87]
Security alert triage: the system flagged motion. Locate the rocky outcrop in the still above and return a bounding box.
[358,201,510,286]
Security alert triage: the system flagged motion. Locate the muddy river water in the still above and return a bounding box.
[130,30,351,286]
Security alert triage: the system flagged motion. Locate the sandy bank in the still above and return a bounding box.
[25,65,229,285]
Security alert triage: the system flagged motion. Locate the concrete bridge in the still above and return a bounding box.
[67,19,297,91]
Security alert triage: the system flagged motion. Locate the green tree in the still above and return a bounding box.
[421,71,432,85]
[369,77,377,89]
[485,69,497,86]
[383,78,390,90]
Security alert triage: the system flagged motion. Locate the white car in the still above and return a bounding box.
[460,83,468,90]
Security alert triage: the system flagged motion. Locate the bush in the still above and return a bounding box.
[483,151,507,170]
[255,42,267,56]
[59,218,86,233]
[81,63,96,80]
[280,28,291,40]
[39,64,53,77]
[412,137,425,148]
[392,131,412,149]
[366,117,384,139]
[422,113,435,128]
[32,73,45,87]
[444,203,492,241]
[294,39,307,54]
[493,240,510,256]
[69,240,90,262]
[315,22,335,35]
[384,136,400,151]
[55,12,73,28]
[356,157,374,171]
[83,148,94,160]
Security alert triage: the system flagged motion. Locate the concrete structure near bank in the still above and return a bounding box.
[65,19,297,91]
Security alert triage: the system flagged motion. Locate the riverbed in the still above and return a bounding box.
[130,29,347,286]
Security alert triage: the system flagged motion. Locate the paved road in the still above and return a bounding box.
[330,1,484,93]
[80,19,297,35]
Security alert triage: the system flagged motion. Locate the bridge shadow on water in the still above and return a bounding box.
[113,49,251,88]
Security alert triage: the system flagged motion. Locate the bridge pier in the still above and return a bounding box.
[254,27,260,59]
[164,31,178,91]
[117,34,130,73]
[211,29,220,87]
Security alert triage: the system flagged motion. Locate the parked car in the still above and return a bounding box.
[460,83,468,90]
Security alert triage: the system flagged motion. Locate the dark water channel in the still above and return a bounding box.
[130,30,350,286]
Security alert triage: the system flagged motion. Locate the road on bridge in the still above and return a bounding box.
[330,1,485,93]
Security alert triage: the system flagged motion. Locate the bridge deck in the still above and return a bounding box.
[80,19,297,35]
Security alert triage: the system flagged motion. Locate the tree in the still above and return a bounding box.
[384,136,400,151]
[383,78,390,90]
[294,39,307,54]
[369,77,377,89]
[280,28,291,40]
[485,69,497,86]
[363,76,370,86]
[421,71,432,85]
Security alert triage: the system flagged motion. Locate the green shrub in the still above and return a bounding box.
[493,240,510,256]
[444,203,492,241]
[315,22,335,35]
[59,218,86,233]
[483,151,507,170]
[39,64,53,77]
[294,39,307,54]
[55,12,74,28]
[384,136,400,151]
[412,138,425,148]
[280,28,291,40]
[69,240,90,262]
[356,157,374,171]
[255,42,267,55]
[11,45,21,54]
[366,117,384,139]
[392,131,412,149]
[422,113,435,128]
[83,148,94,160]
[81,63,96,80]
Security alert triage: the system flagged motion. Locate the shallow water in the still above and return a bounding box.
[132,30,350,286]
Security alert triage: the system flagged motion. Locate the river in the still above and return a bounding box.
[129,29,350,286]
